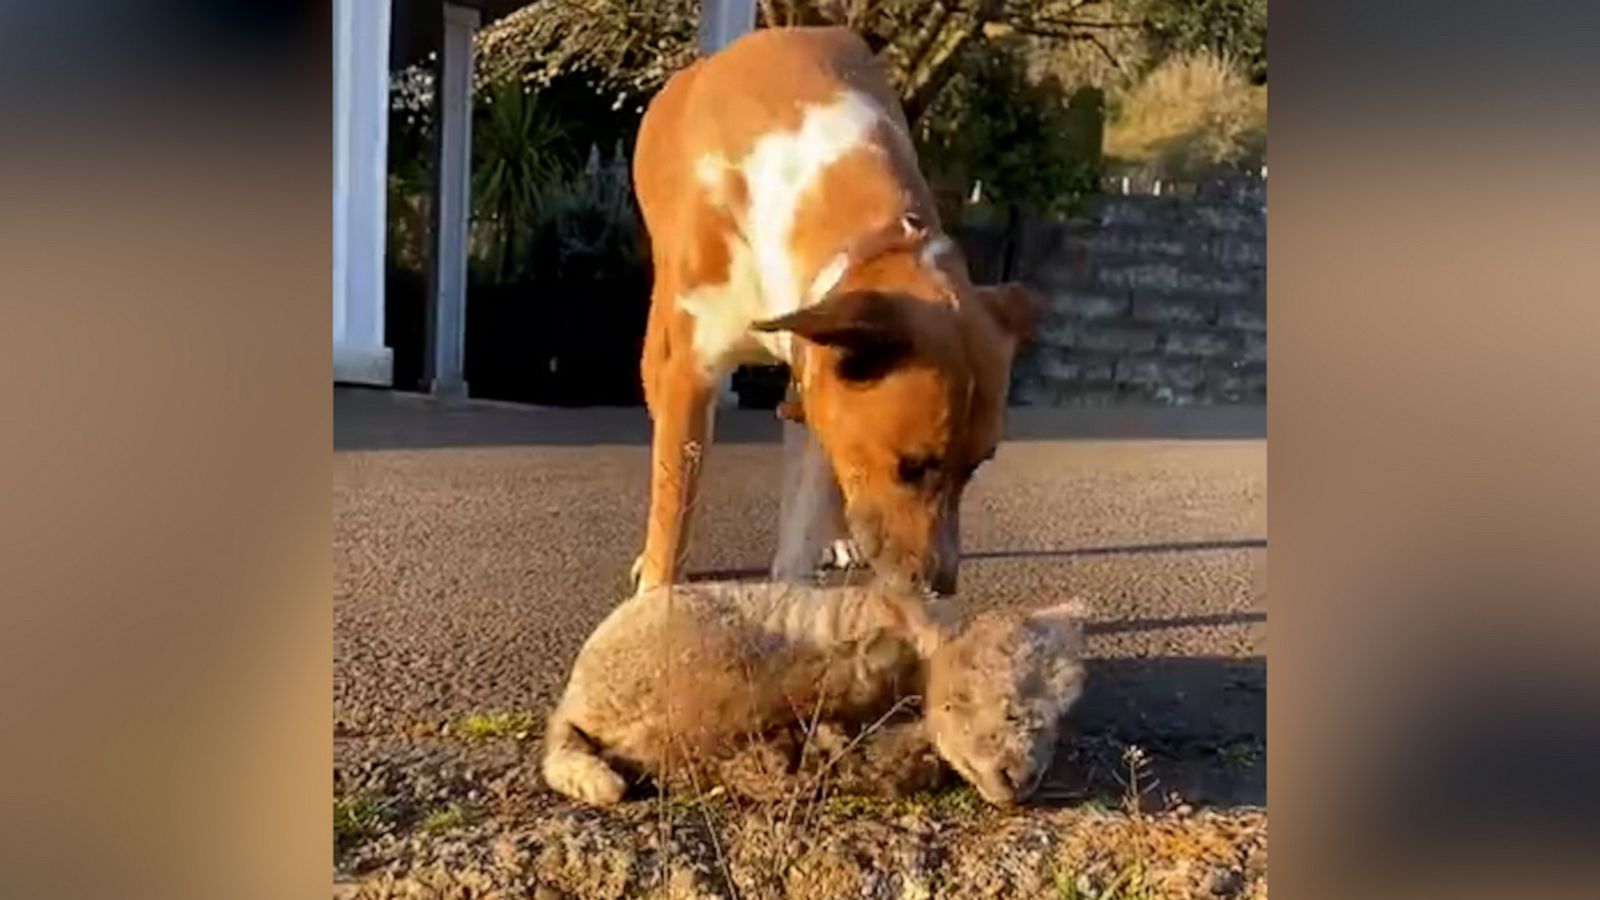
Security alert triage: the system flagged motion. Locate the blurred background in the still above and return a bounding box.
[339,0,1266,408]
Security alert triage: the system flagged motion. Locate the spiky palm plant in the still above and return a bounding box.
[471,79,575,282]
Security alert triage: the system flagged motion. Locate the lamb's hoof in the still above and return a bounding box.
[821,539,869,571]
[558,765,627,807]
[573,769,627,807]
[543,754,628,807]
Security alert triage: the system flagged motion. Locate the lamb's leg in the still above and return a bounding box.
[712,728,805,802]
[822,720,950,798]
[772,421,858,581]
[541,711,627,807]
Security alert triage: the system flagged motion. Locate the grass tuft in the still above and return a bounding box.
[454,710,536,739]
[1218,740,1261,769]
[334,791,393,853]
[823,784,983,821]
[420,802,473,835]
[1053,865,1081,900]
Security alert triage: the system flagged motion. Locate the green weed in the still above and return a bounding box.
[453,710,536,739]
[420,803,472,835]
[333,791,393,852]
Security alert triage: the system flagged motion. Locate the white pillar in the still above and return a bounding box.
[698,0,757,53]
[699,0,757,406]
[425,3,479,399]
[332,0,394,386]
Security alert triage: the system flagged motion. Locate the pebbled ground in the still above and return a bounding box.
[333,388,1267,898]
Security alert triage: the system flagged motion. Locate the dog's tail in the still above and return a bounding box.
[541,710,628,807]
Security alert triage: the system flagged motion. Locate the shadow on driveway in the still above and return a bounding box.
[685,537,1267,583]
[335,387,1265,451]
[1042,655,1267,809]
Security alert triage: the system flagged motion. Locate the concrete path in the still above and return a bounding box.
[334,388,1266,808]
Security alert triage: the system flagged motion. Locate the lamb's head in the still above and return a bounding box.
[924,600,1088,806]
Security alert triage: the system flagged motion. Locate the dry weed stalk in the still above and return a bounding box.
[1097,743,1158,900]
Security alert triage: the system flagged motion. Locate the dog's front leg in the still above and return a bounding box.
[635,358,716,593]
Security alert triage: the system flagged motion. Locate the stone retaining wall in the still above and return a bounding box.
[973,175,1266,406]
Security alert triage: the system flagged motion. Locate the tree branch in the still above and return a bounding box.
[1003,0,1102,19]
[897,2,958,91]
[1030,16,1144,30]
[848,0,872,29]
[1074,31,1125,72]
[902,5,999,126]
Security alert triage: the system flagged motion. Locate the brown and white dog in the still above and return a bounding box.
[630,27,1040,595]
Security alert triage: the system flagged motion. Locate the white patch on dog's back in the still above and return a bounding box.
[677,237,766,372]
[805,252,851,305]
[694,154,733,205]
[680,90,886,375]
[745,91,883,314]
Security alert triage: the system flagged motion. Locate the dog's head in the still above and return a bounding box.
[755,217,1041,593]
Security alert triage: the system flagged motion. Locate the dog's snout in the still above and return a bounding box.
[844,501,960,593]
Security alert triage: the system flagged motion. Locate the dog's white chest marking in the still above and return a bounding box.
[677,90,885,376]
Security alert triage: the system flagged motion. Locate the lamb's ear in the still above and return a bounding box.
[1023,600,1090,702]
[1025,598,1090,650]
[882,591,956,658]
[854,630,918,684]
[1038,596,1091,620]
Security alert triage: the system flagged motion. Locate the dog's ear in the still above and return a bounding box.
[754,290,910,350]
[755,291,915,382]
[973,282,1044,343]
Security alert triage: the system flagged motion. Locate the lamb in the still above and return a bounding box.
[540,581,1087,807]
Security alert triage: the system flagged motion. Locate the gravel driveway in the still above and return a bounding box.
[334,388,1267,898]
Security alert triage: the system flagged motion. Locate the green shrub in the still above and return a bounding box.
[1104,49,1266,179]
[471,79,578,283]
[1137,0,1268,84]
[387,65,436,272]
[519,141,645,285]
[918,41,1102,219]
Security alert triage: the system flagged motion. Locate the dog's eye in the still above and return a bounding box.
[897,454,942,486]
